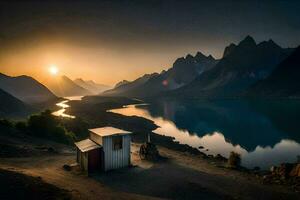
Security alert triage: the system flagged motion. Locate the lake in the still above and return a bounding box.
[110,99,300,169]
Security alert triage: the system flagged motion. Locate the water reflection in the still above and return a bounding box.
[110,99,300,169]
[52,96,83,118]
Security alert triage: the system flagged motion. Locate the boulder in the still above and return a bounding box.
[276,163,295,178]
[289,164,300,177]
[63,164,71,171]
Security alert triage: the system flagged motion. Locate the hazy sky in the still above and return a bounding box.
[0,0,299,85]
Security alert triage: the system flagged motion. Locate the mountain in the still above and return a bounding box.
[0,88,33,117]
[114,80,130,88]
[171,36,293,98]
[104,52,218,97]
[245,46,300,97]
[103,73,159,96]
[74,78,111,94]
[0,73,57,104]
[47,75,92,97]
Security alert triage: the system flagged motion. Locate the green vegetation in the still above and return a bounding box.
[0,110,81,144]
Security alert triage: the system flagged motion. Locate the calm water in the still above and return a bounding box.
[52,96,83,118]
[110,99,300,169]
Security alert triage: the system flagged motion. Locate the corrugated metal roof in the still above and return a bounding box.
[89,127,132,137]
[75,139,101,152]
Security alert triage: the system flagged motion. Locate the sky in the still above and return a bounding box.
[0,0,299,86]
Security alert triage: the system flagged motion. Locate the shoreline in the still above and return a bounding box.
[60,95,300,193]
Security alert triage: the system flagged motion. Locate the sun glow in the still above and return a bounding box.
[49,65,59,75]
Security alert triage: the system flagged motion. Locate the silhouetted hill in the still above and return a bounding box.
[114,80,130,88]
[47,75,92,97]
[74,78,110,94]
[0,73,57,104]
[0,88,33,117]
[245,46,300,97]
[104,52,218,97]
[103,73,159,96]
[171,36,293,98]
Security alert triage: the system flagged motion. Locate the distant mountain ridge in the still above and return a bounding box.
[74,78,110,94]
[103,73,159,96]
[114,80,130,88]
[245,46,300,97]
[169,36,293,98]
[47,75,92,97]
[0,73,57,104]
[104,52,218,97]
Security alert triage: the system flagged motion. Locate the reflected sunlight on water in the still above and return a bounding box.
[52,96,83,118]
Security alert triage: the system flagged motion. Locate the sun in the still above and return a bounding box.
[49,65,59,75]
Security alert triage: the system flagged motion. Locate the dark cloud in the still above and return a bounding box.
[0,0,299,57]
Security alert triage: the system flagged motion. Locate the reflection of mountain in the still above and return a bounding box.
[0,73,57,104]
[141,99,300,151]
[249,100,300,143]
[0,88,33,117]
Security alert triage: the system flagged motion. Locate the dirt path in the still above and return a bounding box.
[0,143,299,200]
[0,154,157,200]
[157,146,299,200]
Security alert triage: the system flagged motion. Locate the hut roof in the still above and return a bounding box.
[75,139,101,152]
[89,127,132,137]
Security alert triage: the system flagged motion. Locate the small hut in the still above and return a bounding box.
[75,139,101,172]
[75,127,132,173]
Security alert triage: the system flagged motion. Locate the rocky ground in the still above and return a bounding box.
[0,132,299,200]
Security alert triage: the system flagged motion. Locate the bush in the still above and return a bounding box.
[0,119,15,135]
[60,117,89,141]
[26,110,76,144]
[15,121,28,132]
[227,151,241,168]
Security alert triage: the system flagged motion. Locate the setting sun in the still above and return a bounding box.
[49,65,59,75]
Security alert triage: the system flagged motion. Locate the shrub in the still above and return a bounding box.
[227,151,241,168]
[15,121,28,132]
[26,110,76,144]
[0,119,15,135]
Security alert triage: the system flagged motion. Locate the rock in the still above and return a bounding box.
[47,147,56,153]
[63,164,71,171]
[289,164,300,177]
[198,146,204,149]
[139,142,160,161]
[214,154,228,162]
[270,166,277,173]
[207,154,214,158]
[277,163,294,178]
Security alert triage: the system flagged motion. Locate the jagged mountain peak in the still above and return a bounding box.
[185,54,194,60]
[223,43,237,58]
[238,35,256,47]
[258,39,281,50]
[195,51,206,59]
[207,54,215,60]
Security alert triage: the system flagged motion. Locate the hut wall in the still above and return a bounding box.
[90,132,103,145]
[102,135,131,171]
[88,148,101,172]
[78,152,88,172]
